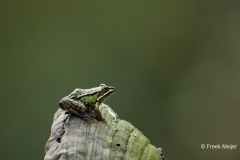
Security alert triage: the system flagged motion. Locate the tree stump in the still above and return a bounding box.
[44,104,162,160]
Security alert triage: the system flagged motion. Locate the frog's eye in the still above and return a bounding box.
[100,83,107,89]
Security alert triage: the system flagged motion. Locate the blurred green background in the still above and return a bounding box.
[1,1,240,160]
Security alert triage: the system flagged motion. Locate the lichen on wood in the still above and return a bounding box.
[44,104,162,160]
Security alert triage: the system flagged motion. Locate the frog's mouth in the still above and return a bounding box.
[97,87,115,104]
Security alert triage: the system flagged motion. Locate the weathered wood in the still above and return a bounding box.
[44,104,162,160]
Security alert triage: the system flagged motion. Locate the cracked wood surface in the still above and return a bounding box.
[44,104,162,160]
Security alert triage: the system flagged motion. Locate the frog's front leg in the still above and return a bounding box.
[91,103,105,122]
[59,97,95,122]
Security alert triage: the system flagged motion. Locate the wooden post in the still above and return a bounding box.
[44,104,162,160]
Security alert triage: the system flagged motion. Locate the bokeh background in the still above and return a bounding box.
[1,1,240,160]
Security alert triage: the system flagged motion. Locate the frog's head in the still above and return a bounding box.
[97,83,115,104]
[82,84,115,106]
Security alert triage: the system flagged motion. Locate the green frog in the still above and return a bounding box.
[59,84,115,122]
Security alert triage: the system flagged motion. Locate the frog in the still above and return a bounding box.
[58,84,115,122]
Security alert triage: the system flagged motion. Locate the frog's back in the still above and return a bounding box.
[68,88,85,98]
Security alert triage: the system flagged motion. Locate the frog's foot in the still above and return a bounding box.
[86,110,105,123]
[96,114,106,123]
[92,108,106,123]
[82,115,96,123]
[68,107,95,123]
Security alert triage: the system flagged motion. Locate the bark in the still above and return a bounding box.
[44,104,162,160]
